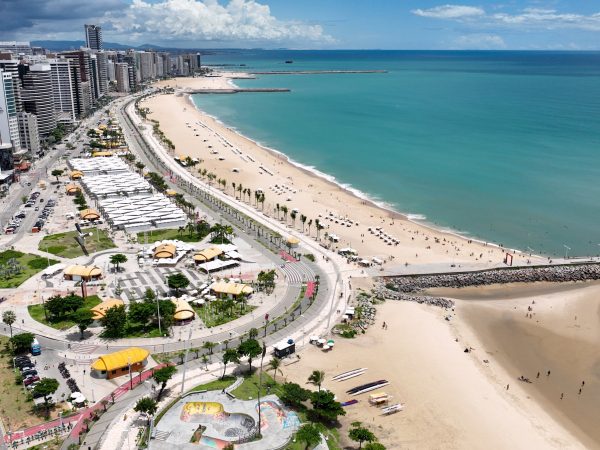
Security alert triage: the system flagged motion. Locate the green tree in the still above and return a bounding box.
[268,357,283,382]
[237,339,262,374]
[62,294,84,314]
[202,341,216,355]
[45,295,67,318]
[33,378,59,414]
[2,310,16,338]
[51,169,64,183]
[248,327,259,339]
[349,422,376,449]
[221,348,240,379]
[74,309,94,340]
[296,423,321,450]
[364,443,386,450]
[157,299,176,329]
[280,382,311,410]
[101,305,127,338]
[134,397,158,424]
[152,365,177,400]
[167,272,190,296]
[308,370,325,392]
[308,390,346,424]
[10,332,35,354]
[128,301,155,325]
[143,288,156,303]
[109,253,128,272]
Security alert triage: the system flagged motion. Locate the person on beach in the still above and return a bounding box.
[537,372,540,378]
[547,370,551,377]
[561,393,564,400]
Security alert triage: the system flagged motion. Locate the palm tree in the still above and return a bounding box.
[276,203,280,220]
[260,193,266,211]
[308,370,325,392]
[307,219,312,236]
[237,184,242,200]
[247,188,252,203]
[290,211,297,228]
[232,182,236,195]
[268,357,283,382]
[300,214,307,233]
[281,205,288,223]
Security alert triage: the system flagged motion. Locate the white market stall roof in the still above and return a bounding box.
[196,259,239,273]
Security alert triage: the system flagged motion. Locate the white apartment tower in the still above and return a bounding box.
[49,59,77,124]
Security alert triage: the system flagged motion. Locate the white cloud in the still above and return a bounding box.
[412,4,485,20]
[454,34,506,49]
[412,4,600,31]
[104,0,333,44]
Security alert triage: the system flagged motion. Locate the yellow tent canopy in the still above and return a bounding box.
[211,281,253,297]
[64,265,102,278]
[80,208,100,220]
[154,244,176,259]
[90,298,124,320]
[91,347,149,372]
[70,170,83,180]
[65,184,81,194]
[172,298,194,321]
[92,151,113,157]
[286,236,300,246]
[165,189,177,197]
[193,247,223,262]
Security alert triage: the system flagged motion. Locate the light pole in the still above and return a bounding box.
[180,326,193,394]
[155,290,162,336]
[563,245,571,260]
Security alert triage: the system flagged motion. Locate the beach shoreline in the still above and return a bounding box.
[145,75,546,271]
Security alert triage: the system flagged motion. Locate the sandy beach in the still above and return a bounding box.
[141,75,546,273]
[279,287,591,449]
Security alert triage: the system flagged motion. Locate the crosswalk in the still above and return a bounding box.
[70,342,98,354]
[279,261,316,285]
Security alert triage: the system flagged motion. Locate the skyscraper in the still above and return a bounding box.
[19,64,56,137]
[0,70,21,149]
[17,112,40,156]
[48,59,77,124]
[84,25,103,51]
[115,63,130,93]
[0,42,32,57]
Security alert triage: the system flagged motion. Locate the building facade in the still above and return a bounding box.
[48,59,77,124]
[19,64,56,137]
[0,70,21,149]
[115,63,130,93]
[84,25,103,51]
[17,112,40,156]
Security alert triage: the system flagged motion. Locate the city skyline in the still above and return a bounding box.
[0,0,599,50]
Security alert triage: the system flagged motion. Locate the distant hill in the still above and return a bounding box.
[31,40,205,52]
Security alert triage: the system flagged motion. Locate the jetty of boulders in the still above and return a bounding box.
[376,263,600,309]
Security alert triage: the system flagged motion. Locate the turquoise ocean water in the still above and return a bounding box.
[191,51,600,257]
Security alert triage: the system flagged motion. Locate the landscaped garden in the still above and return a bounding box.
[0,250,58,288]
[38,228,115,258]
[193,300,256,328]
[136,222,210,244]
[28,295,102,331]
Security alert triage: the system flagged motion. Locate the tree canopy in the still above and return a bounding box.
[74,309,94,340]
[101,305,127,338]
[221,348,240,379]
[33,378,59,413]
[349,422,376,449]
[237,339,262,374]
[280,382,311,410]
[308,390,346,424]
[109,253,128,271]
[10,332,35,354]
[296,423,321,450]
[167,272,190,296]
[134,397,158,424]
[153,365,177,400]
[2,310,16,337]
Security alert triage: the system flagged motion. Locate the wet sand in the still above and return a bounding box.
[452,281,600,449]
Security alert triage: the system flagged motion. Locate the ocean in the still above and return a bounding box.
[191,50,600,257]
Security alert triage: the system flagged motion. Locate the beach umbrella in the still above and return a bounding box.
[322,344,330,350]
[327,340,335,346]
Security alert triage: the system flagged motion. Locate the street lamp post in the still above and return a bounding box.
[180,326,193,394]
[563,245,571,260]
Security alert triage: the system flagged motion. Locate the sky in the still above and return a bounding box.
[1,0,600,50]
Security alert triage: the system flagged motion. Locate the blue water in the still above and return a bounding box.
[192,51,600,257]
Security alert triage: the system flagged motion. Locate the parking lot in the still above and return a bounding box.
[3,192,57,235]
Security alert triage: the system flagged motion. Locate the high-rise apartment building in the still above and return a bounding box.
[0,42,32,57]
[17,112,40,156]
[48,59,77,124]
[0,70,21,149]
[0,59,23,113]
[96,52,108,96]
[19,64,56,137]
[61,50,94,105]
[84,25,103,51]
[107,60,115,82]
[115,63,130,93]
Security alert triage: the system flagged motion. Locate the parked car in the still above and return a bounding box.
[19,365,35,373]
[21,369,38,378]
[15,356,31,365]
[23,375,40,385]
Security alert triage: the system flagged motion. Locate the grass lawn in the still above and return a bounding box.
[136,228,209,244]
[0,250,59,288]
[122,322,164,338]
[28,295,102,330]
[191,375,236,392]
[193,303,256,328]
[39,228,116,258]
[231,371,284,400]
